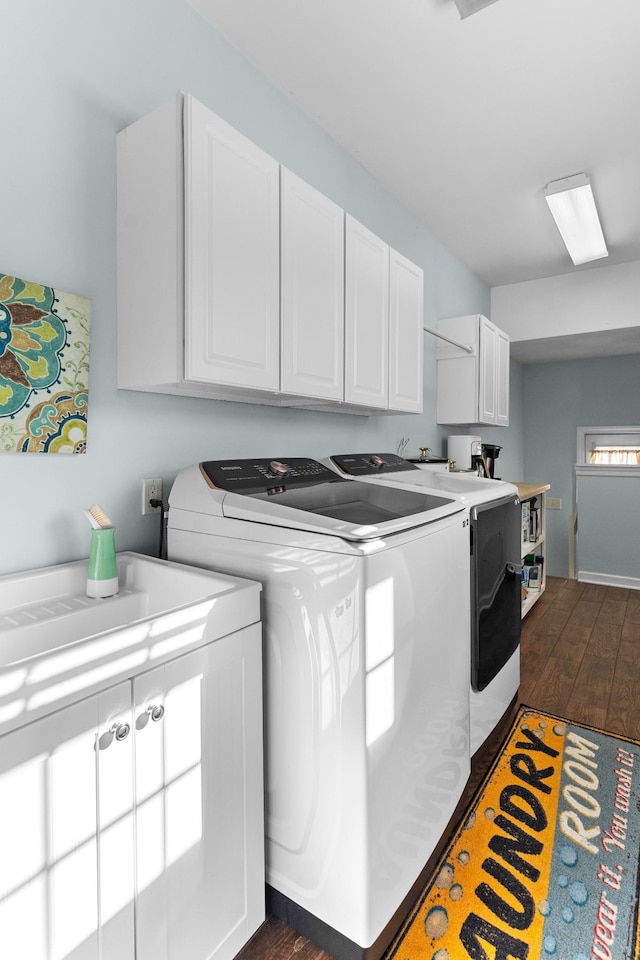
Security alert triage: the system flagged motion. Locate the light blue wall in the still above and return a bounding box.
[576,476,639,581]
[522,354,640,578]
[1,0,515,577]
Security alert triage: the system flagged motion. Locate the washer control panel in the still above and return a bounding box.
[201,457,342,493]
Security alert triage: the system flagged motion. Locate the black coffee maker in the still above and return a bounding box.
[480,443,502,479]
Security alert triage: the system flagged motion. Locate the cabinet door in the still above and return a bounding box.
[389,249,424,413]
[496,328,510,426]
[185,95,280,391]
[344,215,389,408]
[281,168,345,400]
[0,684,134,960]
[96,684,136,960]
[478,315,497,424]
[134,626,264,960]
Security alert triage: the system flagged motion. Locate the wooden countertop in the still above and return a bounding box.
[510,482,551,500]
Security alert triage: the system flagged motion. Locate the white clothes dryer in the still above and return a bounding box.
[167,458,471,960]
[327,454,522,756]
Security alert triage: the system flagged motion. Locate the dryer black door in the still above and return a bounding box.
[470,496,521,692]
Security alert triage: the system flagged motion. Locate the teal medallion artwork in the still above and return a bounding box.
[0,273,90,453]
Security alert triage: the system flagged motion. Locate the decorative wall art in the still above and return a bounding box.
[0,273,90,453]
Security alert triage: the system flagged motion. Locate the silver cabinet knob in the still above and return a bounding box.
[112,721,131,741]
[97,720,130,750]
[147,703,165,722]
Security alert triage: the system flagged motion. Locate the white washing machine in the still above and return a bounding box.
[327,454,522,756]
[167,458,471,960]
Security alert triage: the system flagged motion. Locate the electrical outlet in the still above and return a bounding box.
[547,497,562,510]
[142,477,163,515]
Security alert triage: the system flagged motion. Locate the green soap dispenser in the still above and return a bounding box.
[85,505,119,598]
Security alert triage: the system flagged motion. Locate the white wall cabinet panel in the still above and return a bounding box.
[389,250,424,413]
[478,315,497,423]
[436,314,510,426]
[281,168,345,401]
[117,93,282,404]
[185,97,280,391]
[344,215,389,408]
[496,328,510,426]
[118,92,424,414]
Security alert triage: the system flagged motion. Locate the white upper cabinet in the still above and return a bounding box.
[117,93,280,400]
[436,314,510,426]
[478,314,497,423]
[185,97,280,391]
[389,249,424,413]
[496,327,510,426]
[281,169,345,401]
[117,93,424,415]
[344,215,389,408]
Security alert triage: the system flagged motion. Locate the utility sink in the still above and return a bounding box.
[0,552,261,736]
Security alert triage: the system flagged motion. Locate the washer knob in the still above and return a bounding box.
[370,455,385,468]
[269,460,289,476]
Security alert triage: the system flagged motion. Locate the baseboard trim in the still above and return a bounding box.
[577,570,640,591]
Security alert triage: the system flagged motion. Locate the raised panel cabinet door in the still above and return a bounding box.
[281,168,345,400]
[344,215,389,408]
[184,95,280,391]
[0,683,134,960]
[478,315,497,424]
[134,626,264,960]
[388,250,424,413]
[496,328,510,426]
[96,683,136,960]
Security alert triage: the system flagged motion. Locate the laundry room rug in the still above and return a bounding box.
[386,706,640,960]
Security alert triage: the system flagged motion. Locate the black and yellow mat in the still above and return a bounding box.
[387,706,640,959]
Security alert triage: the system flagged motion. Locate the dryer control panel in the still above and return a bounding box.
[330,453,420,477]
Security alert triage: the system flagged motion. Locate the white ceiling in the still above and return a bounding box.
[186,0,640,358]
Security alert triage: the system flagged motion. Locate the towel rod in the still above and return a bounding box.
[423,324,474,355]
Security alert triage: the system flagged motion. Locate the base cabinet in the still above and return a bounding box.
[0,682,134,960]
[436,314,509,426]
[0,626,264,960]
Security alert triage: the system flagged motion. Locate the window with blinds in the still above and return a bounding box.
[577,427,640,473]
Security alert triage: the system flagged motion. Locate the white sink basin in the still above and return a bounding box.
[0,552,261,736]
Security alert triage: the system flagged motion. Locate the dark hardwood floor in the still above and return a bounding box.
[236,577,640,960]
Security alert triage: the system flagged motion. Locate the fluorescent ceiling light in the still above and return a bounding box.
[544,173,608,266]
[453,0,500,18]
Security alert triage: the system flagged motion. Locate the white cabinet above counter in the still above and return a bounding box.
[117,92,423,416]
[436,314,509,426]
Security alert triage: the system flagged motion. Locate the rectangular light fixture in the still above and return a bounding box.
[544,173,608,266]
[453,0,500,17]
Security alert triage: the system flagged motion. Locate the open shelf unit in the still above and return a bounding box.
[512,482,551,618]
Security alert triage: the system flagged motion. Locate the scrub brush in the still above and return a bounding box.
[85,504,114,529]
